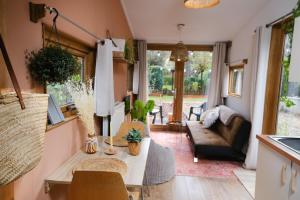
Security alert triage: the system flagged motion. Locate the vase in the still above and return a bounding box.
[85,135,98,154]
[128,142,141,156]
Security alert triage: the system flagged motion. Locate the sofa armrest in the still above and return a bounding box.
[232,120,251,153]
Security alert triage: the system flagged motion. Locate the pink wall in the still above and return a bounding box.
[0,0,132,199]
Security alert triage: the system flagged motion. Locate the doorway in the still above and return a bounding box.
[147,45,213,126]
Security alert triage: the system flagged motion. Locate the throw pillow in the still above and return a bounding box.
[203,107,220,128]
[199,110,209,124]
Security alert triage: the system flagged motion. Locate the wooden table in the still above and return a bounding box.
[45,136,150,196]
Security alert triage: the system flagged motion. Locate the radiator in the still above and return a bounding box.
[102,102,125,136]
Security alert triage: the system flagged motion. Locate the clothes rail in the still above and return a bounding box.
[266,11,293,28]
[42,4,117,46]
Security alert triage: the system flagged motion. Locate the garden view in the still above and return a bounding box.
[147,50,212,124]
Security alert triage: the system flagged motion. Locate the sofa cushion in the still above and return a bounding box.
[203,107,219,128]
[186,121,230,147]
[213,117,244,146]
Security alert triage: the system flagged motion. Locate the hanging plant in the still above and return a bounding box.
[26,45,80,85]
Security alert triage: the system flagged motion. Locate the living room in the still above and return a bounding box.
[0,0,300,200]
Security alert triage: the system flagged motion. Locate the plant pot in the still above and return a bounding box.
[128,142,141,156]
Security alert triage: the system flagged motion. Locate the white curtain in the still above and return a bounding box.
[133,61,140,94]
[94,39,115,116]
[137,40,148,102]
[244,27,271,169]
[207,42,227,109]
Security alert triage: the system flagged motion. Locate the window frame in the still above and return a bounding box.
[228,64,244,97]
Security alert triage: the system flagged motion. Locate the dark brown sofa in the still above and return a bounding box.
[186,107,251,162]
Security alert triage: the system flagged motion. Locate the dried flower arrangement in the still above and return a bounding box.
[66,80,95,137]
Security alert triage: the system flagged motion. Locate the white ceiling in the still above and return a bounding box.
[121,0,271,44]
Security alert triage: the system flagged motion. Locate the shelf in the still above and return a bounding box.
[113,57,128,64]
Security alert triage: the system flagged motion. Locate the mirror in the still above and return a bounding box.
[228,65,244,97]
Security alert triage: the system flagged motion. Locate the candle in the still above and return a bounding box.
[110,123,113,146]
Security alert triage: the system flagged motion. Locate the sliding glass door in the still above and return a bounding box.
[147,49,213,125]
[147,50,175,125]
[183,51,212,121]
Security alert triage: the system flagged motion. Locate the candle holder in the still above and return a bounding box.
[104,145,117,155]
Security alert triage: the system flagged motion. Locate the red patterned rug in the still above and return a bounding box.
[150,131,242,178]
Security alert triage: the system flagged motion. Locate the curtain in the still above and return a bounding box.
[137,40,148,102]
[132,61,140,94]
[94,40,115,116]
[207,42,227,109]
[244,27,271,169]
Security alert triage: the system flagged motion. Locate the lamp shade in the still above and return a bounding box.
[170,42,189,62]
[184,0,220,9]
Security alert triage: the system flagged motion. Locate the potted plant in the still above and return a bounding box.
[130,100,155,123]
[26,45,80,85]
[125,129,143,156]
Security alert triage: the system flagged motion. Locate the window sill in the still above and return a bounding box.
[46,115,79,132]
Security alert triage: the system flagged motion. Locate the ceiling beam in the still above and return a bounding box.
[147,43,214,52]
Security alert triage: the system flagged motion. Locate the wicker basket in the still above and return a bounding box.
[0,92,48,185]
[0,34,49,185]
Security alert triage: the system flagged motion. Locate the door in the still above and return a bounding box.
[147,50,176,125]
[256,143,291,200]
[147,46,214,126]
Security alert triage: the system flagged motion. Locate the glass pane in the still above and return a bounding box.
[276,33,300,136]
[47,56,84,107]
[183,51,212,121]
[147,50,175,125]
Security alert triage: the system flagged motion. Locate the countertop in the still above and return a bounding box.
[257,135,300,166]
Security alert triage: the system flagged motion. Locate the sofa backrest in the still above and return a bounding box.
[214,116,244,145]
[212,116,251,152]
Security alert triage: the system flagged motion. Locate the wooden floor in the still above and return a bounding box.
[143,176,253,200]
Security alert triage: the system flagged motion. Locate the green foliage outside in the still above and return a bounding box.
[125,129,142,143]
[131,100,155,123]
[280,96,296,108]
[149,66,163,92]
[147,50,212,96]
[279,1,300,108]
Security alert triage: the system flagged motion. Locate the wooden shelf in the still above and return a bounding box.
[46,115,78,132]
[113,57,128,64]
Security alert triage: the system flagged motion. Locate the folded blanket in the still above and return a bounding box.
[219,105,242,126]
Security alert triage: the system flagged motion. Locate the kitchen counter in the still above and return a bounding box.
[257,135,300,166]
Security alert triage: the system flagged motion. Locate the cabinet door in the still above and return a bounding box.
[289,163,300,200]
[256,143,291,200]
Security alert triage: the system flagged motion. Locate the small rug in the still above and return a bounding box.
[150,131,242,178]
[234,168,256,199]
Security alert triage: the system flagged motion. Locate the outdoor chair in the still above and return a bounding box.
[188,102,207,121]
[150,105,163,124]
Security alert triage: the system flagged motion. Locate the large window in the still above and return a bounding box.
[276,32,300,136]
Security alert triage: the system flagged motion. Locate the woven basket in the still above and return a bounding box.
[0,92,48,185]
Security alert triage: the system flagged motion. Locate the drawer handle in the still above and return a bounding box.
[291,170,298,193]
[281,164,287,186]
